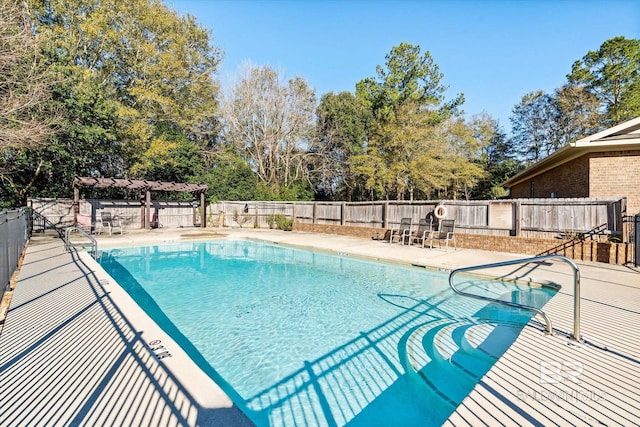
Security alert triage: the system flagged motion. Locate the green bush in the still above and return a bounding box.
[274,214,293,231]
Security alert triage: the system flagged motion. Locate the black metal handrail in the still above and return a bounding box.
[1,208,30,302]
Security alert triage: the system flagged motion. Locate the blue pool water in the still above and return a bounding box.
[102,240,555,427]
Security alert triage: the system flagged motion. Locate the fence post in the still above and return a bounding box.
[200,192,206,228]
[145,190,151,229]
[255,204,259,227]
[73,187,79,225]
[341,202,346,226]
[514,200,521,236]
[383,202,389,229]
[313,202,317,224]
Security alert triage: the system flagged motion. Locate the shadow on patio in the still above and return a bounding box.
[0,242,250,426]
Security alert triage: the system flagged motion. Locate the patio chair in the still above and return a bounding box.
[390,217,413,245]
[97,211,123,235]
[411,218,434,248]
[428,219,456,251]
[75,213,93,233]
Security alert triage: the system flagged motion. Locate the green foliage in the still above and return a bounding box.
[473,121,523,199]
[0,1,59,206]
[439,115,491,200]
[26,0,221,182]
[274,181,314,201]
[312,92,372,200]
[552,84,601,146]
[0,0,225,205]
[202,153,261,201]
[130,131,204,183]
[568,36,640,126]
[507,36,639,168]
[6,9,636,208]
[355,42,463,124]
[510,90,557,163]
[266,214,276,229]
[349,43,471,200]
[274,214,293,231]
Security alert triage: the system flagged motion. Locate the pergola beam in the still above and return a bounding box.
[72,176,209,229]
[73,176,208,193]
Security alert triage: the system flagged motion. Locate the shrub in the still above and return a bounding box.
[275,214,293,231]
[232,209,250,228]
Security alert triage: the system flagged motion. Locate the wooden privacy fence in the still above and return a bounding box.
[28,197,627,241]
[213,198,627,240]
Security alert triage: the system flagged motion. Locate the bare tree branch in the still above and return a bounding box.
[0,1,56,149]
[221,65,316,193]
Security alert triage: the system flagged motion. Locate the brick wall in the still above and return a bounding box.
[293,223,634,265]
[509,150,640,215]
[589,150,640,214]
[510,155,590,199]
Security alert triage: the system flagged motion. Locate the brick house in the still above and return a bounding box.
[504,116,640,215]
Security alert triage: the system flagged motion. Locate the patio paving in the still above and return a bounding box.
[0,227,638,426]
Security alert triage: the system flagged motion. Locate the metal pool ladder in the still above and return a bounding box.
[64,226,98,257]
[448,254,581,341]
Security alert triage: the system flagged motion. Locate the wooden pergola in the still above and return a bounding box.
[72,177,208,229]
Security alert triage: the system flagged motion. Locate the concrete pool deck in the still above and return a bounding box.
[0,227,638,426]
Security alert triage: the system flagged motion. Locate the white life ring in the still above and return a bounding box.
[434,205,447,219]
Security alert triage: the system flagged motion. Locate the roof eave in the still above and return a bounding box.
[574,116,640,144]
[503,140,640,188]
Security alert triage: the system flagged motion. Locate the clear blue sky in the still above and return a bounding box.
[169,0,639,134]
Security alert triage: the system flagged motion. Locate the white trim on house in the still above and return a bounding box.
[574,116,640,145]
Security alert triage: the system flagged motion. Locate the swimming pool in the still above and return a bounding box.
[102,239,555,426]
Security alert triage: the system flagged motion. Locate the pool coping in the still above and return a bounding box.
[2,228,639,426]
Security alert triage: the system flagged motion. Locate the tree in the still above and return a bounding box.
[312,92,372,200]
[350,102,442,200]
[130,134,204,184]
[200,150,263,201]
[441,115,491,200]
[568,36,640,126]
[509,90,557,163]
[351,43,464,200]
[552,84,601,146]
[221,65,316,199]
[473,119,522,199]
[355,42,463,124]
[0,1,60,207]
[27,0,221,172]
[0,0,222,206]
[0,1,57,150]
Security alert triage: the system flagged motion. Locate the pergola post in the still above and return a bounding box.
[72,177,208,230]
[73,186,79,225]
[200,192,206,228]
[140,200,145,228]
[145,190,151,230]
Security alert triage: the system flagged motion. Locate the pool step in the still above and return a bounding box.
[403,321,467,407]
[403,319,515,406]
[435,323,501,379]
[461,322,522,360]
